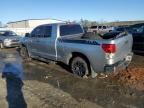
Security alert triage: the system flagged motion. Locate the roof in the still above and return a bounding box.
[35,22,79,27]
[7,18,64,24]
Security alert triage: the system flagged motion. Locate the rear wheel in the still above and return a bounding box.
[70,56,90,77]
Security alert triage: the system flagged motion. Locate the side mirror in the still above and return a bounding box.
[25,33,30,37]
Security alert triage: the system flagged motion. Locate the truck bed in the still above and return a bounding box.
[81,31,124,40]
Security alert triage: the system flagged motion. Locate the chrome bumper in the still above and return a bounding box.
[104,53,133,73]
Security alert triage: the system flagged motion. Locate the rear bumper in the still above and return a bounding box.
[104,53,133,73]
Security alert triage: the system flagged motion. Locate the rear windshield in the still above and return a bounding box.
[60,24,83,36]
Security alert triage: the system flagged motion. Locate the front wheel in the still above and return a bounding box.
[70,57,90,77]
[20,46,30,60]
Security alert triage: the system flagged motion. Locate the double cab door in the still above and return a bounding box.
[28,25,56,60]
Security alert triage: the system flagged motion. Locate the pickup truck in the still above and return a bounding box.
[20,23,133,78]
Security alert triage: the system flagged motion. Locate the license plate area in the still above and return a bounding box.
[126,55,132,62]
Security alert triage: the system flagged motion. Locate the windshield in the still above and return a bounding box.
[0,31,17,36]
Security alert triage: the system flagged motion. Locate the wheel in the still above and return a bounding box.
[0,42,4,49]
[70,56,90,77]
[20,46,30,60]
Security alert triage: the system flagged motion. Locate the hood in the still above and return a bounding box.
[0,35,22,41]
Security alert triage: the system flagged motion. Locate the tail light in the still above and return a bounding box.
[102,44,116,53]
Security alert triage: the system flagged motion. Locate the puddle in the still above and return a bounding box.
[0,51,24,79]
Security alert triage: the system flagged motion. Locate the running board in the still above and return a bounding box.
[31,55,56,64]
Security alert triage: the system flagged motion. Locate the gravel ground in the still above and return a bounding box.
[0,49,144,108]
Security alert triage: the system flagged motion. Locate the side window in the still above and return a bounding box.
[44,26,52,37]
[31,26,44,37]
[98,26,102,29]
[142,26,144,33]
[103,26,106,29]
[60,24,83,36]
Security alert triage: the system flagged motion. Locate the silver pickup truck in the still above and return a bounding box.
[20,23,133,78]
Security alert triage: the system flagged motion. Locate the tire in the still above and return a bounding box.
[70,56,90,77]
[0,42,4,49]
[20,46,30,60]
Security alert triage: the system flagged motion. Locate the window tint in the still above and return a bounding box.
[0,31,17,36]
[60,24,83,36]
[98,26,102,29]
[116,27,125,32]
[31,26,44,37]
[44,26,52,37]
[134,26,144,33]
[142,26,144,33]
[91,26,97,29]
[103,26,107,29]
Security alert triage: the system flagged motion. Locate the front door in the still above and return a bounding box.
[28,26,45,56]
[36,25,56,60]
[28,25,56,60]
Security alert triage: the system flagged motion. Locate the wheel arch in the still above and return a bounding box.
[69,52,90,64]
[69,52,91,73]
[20,44,31,57]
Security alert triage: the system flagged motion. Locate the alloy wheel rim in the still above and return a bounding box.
[72,61,86,76]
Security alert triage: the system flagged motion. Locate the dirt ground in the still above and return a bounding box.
[0,48,144,108]
[110,54,144,91]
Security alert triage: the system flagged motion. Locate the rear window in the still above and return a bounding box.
[60,24,83,36]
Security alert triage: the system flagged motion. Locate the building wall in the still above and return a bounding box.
[7,20,29,28]
[7,19,64,28]
[28,19,63,28]
[5,19,64,36]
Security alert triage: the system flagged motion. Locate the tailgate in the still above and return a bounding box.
[114,33,133,62]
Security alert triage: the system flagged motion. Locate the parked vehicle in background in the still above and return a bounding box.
[130,24,144,53]
[0,30,21,49]
[87,25,112,34]
[111,26,129,32]
[20,23,133,78]
[109,23,144,53]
